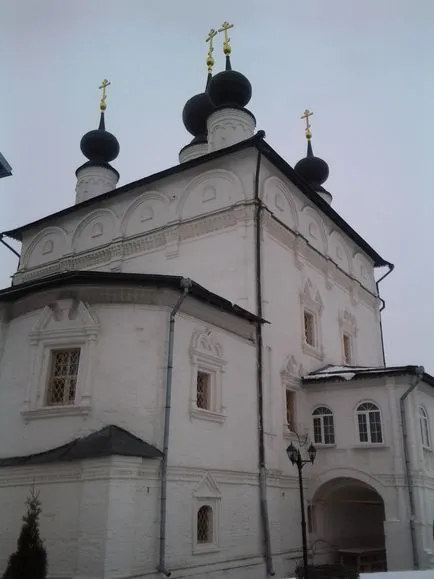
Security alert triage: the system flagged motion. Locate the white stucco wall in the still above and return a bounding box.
[3,145,433,576]
[1,286,291,578]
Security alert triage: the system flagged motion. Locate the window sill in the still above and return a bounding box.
[190,407,226,424]
[193,543,220,555]
[352,442,387,449]
[302,342,325,361]
[22,405,91,422]
[315,443,337,449]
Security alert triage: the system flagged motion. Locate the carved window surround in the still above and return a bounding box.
[189,329,226,424]
[22,300,99,422]
[300,280,325,361]
[339,309,358,365]
[192,473,221,554]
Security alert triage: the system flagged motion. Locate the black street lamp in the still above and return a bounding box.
[286,440,317,579]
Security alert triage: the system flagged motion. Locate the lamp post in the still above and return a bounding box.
[286,440,317,579]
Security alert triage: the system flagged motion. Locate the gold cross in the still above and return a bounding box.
[218,21,234,55]
[99,79,111,111]
[301,108,313,138]
[206,28,217,72]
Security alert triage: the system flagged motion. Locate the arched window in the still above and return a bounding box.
[312,406,335,445]
[356,402,383,444]
[197,505,213,544]
[419,406,431,449]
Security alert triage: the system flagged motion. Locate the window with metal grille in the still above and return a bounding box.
[419,406,431,448]
[46,349,81,406]
[196,371,211,410]
[356,402,383,444]
[312,406,335,445]
[197,505,213,543]
[343,333,352,364]
[285,390,296,431]
[303,310,315,347]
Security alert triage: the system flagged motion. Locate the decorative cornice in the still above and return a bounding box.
[14,203,379,312]
[14,205,251,285]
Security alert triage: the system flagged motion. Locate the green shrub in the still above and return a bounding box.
[2,489,47,579]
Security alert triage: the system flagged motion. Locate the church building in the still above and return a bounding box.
[0,23,433,579]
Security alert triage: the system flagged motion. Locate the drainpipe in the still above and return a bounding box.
[375,262,394,366]
[158,277,192,577]
[0,234,20,258]
[254,145,275,577]
[400,365,425,570]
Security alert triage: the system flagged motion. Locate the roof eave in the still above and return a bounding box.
[2,135,389,267]
[0,270,264,324]
[3,134,264,242]
[255,140,389,268]
[303,365,434,388]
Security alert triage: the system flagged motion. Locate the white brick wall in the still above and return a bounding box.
[2,147,434,577]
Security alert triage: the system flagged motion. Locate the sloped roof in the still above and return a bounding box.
[0,425,162,467]
[303,364,434,386]
[2,134,389,267]
[0,270,262,324]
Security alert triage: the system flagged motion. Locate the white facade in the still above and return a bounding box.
[75,164,120,205]
[1,122,434,578]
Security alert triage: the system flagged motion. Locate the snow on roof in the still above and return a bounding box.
[303,364,432,385]
[304,364,383,381]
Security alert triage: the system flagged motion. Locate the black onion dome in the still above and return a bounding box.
[80,113,119,163]
[294,140,329,188]
[182,91,216,137]
[207,56,252,108]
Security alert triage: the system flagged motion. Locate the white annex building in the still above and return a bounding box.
[0,30,433,579]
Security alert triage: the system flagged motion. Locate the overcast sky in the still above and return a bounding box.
[1,0,433,371]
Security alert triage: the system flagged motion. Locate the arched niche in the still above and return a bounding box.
[22,226,68,268]
[329,230,352,274]
[300,205,328,255]
[353,252,375,291]
[120,190,170,238]
[72,209,117,252]
[177,169,244,220]
[262,176,299,231]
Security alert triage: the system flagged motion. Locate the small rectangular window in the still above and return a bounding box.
[197,505,213,543]
[343,333,352,364]
[196,371,211,410]
[286,390,296,431]
[323,414,335,445]
[304,310,315,347]
[358,413,369,443]
[313,416,322,444]
[46,349,81,406]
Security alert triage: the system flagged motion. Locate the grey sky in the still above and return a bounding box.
[2,0,433,371]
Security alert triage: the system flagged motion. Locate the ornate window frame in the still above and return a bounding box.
[339,309,358,365]
[419,405,431,450]
[22,299,99,421]
[300,279,324,361]
[189,329,226,424]
[192,473,221,554]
